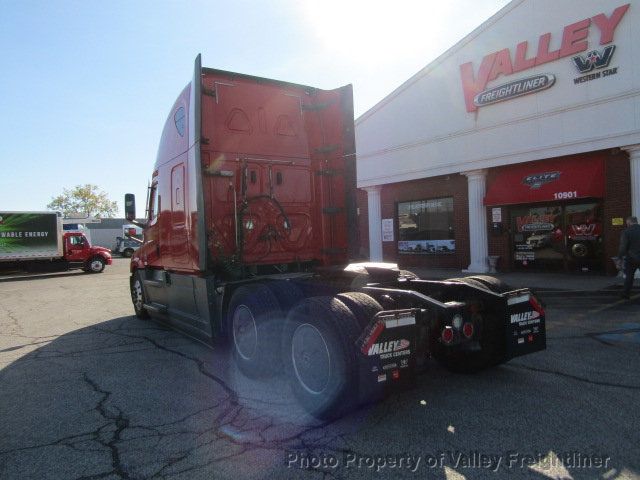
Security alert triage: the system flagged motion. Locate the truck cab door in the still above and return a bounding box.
[142,181,161,265]
[169,163,188,265]
[65,234,89,262]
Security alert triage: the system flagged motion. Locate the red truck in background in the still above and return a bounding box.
[125,55,546,419]
[0,211,112,273]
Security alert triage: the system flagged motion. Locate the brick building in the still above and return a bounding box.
[355,0,639,275]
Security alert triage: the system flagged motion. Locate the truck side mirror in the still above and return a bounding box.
[125,194,136,221]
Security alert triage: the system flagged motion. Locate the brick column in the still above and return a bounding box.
[363,186,383,262]
[462,170,489,273]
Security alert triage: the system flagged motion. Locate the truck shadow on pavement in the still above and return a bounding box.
[0,315,636,479]
[0,271,85,283]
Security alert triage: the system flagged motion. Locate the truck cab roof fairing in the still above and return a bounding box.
[154,85,191,170]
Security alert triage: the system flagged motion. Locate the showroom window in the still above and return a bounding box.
[397,197,455,254]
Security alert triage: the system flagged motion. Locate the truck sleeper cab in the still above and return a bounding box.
[126,55,546,419]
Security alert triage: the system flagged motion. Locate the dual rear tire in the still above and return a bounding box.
[226,284,382,419]
[282,296,373,419]
[227,283,288,378]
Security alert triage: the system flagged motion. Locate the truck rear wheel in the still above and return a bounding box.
[447,275,512,294]
[399,270,419,280]
[335,292,382,329]
[227,284,284,379]
[463,275,512,293]
[130,272,150,319]
[282,296,361,419]
[265,280,304,314]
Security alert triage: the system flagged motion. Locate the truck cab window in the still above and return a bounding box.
[149,185,160,222]
[70,236,85,246]
[174,107,185,137]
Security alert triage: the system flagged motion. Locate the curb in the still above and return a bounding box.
[533,290,624,297]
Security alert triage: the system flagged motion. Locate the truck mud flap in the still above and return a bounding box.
[504,291,546,359]
[355,309,419,401]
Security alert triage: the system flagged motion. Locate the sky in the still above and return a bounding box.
[0,0,511,217]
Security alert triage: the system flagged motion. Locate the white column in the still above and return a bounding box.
[622,145,640,280]
[623,145,640,219]
[364,186,383,262]
[463,170,489,273]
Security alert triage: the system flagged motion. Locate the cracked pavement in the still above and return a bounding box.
[1,259,639,479]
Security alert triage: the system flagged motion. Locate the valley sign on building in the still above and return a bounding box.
[356,0,640,274]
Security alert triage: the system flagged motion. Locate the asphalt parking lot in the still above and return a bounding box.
[1,258,639,480]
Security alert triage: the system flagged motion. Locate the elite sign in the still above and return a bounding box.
[459,3,630,112]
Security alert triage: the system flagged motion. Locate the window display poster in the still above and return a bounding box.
[382,218,394,242]
[397,196,455,253]
[398,239,455,254]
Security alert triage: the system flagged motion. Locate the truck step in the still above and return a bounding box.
[143,302,167,314]
[143,279,164,288]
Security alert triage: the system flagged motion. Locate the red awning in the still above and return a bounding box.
[484,155,605,206]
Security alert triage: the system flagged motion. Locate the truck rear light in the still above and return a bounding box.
[452,314,463,330]
[392,369,400,380]
[441,326,454,344]
[462,322,474,338]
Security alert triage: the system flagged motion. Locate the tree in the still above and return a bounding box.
[47,184,118,219]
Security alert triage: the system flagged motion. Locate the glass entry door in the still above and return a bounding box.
[564,202,603,271]
[510,201,603,272]
[511,205,564,271]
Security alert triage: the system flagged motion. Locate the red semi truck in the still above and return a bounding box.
[0,211,112,273]
[125,55,546,418]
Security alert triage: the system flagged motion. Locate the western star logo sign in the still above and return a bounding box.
[460,4,629,112]
[572,45,619,85]
[522,171,561,189]
[571,224,597,235]
[573,45,616,73]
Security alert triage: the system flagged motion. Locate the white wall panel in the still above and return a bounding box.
[356,0,640,187]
